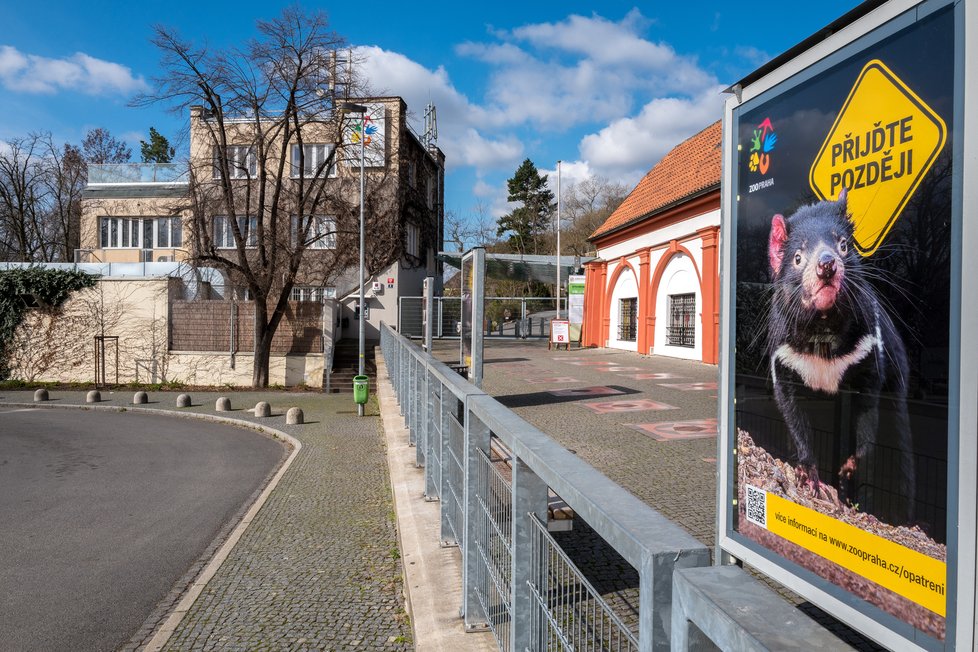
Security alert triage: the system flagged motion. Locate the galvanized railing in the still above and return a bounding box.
[380,324,710,652]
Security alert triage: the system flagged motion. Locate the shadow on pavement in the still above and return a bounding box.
[495,386,640,409]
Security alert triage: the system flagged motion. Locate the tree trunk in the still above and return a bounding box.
[253,304,272,387]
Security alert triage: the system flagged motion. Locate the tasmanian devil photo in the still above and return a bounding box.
[766,190,915,524]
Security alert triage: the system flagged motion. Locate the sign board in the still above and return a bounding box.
[550,319,570,350]
[567,274,585,325]
[719,1,973,649]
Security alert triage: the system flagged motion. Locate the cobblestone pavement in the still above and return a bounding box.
[0,390,411,652]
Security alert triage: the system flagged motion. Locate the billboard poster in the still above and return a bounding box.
[725,3,959,646]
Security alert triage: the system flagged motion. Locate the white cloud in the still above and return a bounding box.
[579,87,725,180]
[357,45,525,171]
[540,160,594,196]
[458,10,717,131]
[0,45,148,96]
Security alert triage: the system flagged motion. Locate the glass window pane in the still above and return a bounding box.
[122,219,130,247]
[143,219,154,248]
[171,218,181,247]
[100,218,109,248]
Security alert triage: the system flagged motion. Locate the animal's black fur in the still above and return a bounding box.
[767,192,915,524]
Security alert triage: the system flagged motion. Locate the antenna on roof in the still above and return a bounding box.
[423,102,438,151]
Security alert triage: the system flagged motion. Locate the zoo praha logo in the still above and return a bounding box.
[809,59,947,256]
[748,117,777,175]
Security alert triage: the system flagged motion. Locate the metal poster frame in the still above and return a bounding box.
[716,0,976,649]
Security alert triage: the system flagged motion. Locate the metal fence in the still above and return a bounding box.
[399,296,566,340]
[380,323,710,651]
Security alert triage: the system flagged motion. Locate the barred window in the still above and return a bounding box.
[667,293,696,347]
[618,297,637,342]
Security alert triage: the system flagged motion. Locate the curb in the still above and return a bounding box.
[0,401,302,652]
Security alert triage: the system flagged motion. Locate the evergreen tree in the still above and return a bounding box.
[140,127,175,163]
[496,158,555,255]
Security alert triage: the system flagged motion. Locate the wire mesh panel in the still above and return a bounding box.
[436,297,462,338]
[399,296,425,337]
[473,448,514,651]
[528,515,639,652]
[426,378,442,499]
[443,400,466,546]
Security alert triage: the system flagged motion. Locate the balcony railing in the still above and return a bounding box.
[87,163,188,185]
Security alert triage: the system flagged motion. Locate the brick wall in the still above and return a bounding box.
[170,301,323,354]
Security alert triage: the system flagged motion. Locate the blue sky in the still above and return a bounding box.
[0,1,862,228]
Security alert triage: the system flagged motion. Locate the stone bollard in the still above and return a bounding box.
[177,393,192,408]
[133,391,148,405]
[34,388,49,402]
[216,397,232,412]
[86,390,101,403]
[286,407,304,425]
[254,401,271,418]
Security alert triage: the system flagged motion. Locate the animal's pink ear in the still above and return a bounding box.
[769,214,787,275]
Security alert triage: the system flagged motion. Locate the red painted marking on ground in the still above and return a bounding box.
[625,419,718,441]
[580,399,679,414]
[657,382,718,391]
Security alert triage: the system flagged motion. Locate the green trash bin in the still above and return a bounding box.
[353,375,370,405]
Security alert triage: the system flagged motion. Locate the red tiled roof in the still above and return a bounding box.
[590,121,721,240]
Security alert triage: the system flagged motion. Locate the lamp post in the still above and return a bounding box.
[339,102,368,417]
[556,160,562,319]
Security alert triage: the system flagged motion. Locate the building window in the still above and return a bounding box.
[667,293,696,347]
[214,215,257,248]
[292,215,336,249]
[291,286,337,302]
[407,161,416,188]
[290,143,336,179]
[618,297,637,342]
[213,145,256,179]
[405,222,419,258]
[99,217,182,248]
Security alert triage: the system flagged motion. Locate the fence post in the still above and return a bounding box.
[462,409,490,627]
[511,457,548,651]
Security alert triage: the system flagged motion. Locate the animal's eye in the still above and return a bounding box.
[794,252,802,266]
[839,238,848,254]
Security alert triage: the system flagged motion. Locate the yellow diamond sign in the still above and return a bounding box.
[809,59,946,256]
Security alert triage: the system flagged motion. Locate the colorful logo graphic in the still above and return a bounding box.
[748,117,777,175]
[351,115,378,147]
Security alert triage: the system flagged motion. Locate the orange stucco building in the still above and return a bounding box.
[583,121,721,364]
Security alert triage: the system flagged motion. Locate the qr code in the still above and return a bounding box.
[745,485,767,528]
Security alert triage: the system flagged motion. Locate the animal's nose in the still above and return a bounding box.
[817,252,836,280]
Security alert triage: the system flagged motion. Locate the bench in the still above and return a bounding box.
[671,565,855,651]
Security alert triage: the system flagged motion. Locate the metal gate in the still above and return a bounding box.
[398,296,565,339]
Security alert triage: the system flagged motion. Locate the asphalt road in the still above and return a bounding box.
[0,407,286,652]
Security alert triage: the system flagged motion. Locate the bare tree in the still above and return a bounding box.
[560,175,628,256]
[43,140,86,261]
[135,8,403,386]
[0,134,51,261]
[81,128,132,164]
